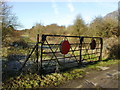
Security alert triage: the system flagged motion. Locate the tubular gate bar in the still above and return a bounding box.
[20,34,103,74]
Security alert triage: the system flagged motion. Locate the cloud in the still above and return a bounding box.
[51,0,59,15]
[84,16,93,24]
[97,2,118,9]
[52,3,59,15]
[67,3,75,13]
[54,14,75,26]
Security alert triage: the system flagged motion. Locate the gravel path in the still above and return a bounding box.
[58,63,119,88]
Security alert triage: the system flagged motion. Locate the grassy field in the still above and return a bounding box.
[2,59,119,88]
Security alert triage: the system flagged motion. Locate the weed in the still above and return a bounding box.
[2,59,119,88]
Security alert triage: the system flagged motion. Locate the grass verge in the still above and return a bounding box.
[2,59,120,88]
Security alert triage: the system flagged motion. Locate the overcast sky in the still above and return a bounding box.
[8,0,118,30]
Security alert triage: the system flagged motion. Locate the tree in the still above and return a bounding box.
[104,17,118,37]
[0,1,20,42]
[89,16,119,37]
[72,15,87,36]
[45,24,65,35]
[32,23,44,35]
[89,16,105,37]
[66,25,74,35]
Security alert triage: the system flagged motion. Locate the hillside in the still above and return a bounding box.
[104,10,118,20]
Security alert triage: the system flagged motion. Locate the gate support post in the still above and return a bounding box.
[36,34,39,72]
[99,38,103,61]
[79,37,84,65]
[39,34,46,75]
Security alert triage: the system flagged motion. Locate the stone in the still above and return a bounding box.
[6,61,22,71]
[97,66,109,70]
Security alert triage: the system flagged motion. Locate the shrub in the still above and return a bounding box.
[108,44,120,59]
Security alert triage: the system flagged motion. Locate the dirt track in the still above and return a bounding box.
[58,63,119,88]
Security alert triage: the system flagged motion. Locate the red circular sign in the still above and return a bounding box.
[60,40,70,54]
[90,40,96,50]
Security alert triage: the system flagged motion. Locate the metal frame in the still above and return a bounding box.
[19,34,103,74]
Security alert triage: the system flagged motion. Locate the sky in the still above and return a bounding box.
[8,0,119,30]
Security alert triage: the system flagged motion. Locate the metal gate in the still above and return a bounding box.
[20,34,103,74]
